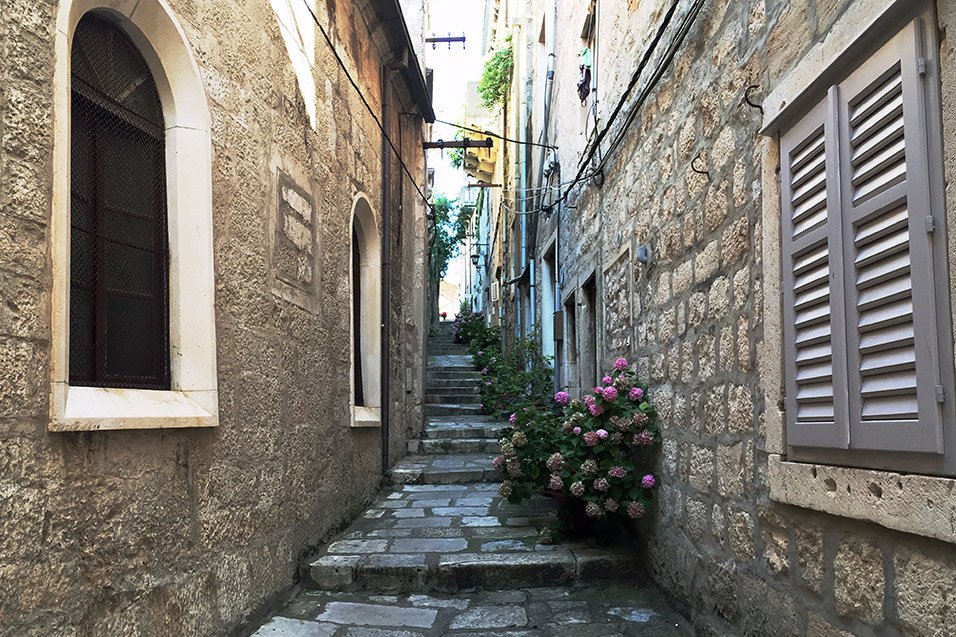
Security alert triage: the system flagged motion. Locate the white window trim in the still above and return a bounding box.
[760,0,956,543]
[50,0,218,431]
[350,193,382,429]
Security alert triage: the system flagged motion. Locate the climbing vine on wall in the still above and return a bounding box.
[478,36,514,110]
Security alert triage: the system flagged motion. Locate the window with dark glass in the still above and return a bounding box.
[69,14,169,390]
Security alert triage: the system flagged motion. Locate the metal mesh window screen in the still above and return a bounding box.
[69,14,170,390]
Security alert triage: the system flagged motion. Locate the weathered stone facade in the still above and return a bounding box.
[492,0,956,634]
[0,0,430,634]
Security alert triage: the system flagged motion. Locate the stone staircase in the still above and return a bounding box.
[254,328,691,634]
[305,329,671,595]
[389,335,502,484]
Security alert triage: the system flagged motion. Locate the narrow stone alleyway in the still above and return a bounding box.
[250,332,691,636]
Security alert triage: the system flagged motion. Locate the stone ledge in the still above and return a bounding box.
[768,454,956,544]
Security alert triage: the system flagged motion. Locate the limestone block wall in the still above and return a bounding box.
[0,0,427,634]
[533,0,956,634]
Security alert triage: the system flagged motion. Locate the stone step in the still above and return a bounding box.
[425,404,484,417]
[306,484,647,594]
[424,393,480,405]
[424,420,504,440]
[408,438,500,455]
[426,372,481,383]
[386,453,499,484]
[256,582,692,636]
[423,383,478,393]
[428,355,473,368]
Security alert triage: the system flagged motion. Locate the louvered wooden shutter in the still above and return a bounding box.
[781,93,851,448]
[836,17,945,453]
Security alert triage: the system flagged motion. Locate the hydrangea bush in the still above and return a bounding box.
[495,358,660,527]
[451,306,485,344]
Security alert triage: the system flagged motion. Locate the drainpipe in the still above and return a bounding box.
[381,56,405,476]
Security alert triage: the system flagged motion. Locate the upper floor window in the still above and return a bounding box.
[69,14,169,390]
[780,7,955,475]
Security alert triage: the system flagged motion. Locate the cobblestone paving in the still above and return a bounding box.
[253,583,692,636]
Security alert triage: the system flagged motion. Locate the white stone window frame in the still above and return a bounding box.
[350,193,382,429]
[760,0,956,544]
[50,0,218,431]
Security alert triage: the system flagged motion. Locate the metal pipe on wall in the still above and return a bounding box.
[380,64,394,477]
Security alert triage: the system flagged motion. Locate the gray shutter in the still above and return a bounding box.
[837,17,944,453]
[781,91,850,449]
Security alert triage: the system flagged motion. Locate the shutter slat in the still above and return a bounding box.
[849,68,902,128]
[859,322,914,354]
[857,274,911,311]
[848,65,907,205]
[795,319,832,348]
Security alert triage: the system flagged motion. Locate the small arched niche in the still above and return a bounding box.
[350,194,382,428]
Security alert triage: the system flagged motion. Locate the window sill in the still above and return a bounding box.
[351,406,381,429]
[50,383,218,431]
[768,454,956,544]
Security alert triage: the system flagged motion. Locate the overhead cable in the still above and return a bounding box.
[555,0,705,208]
[299,0,433,211]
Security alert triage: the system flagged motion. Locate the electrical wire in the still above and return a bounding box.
[421,116,558,150]
[554,0,704,209]
[592,0,706,179]
[299,0,434,211]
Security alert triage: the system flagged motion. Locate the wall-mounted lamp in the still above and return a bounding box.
[471,253,481,266]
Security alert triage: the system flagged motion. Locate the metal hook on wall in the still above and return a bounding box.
[691,151,710,181]
[744,84,764,114]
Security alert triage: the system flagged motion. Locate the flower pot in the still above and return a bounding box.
[543,490,593,537]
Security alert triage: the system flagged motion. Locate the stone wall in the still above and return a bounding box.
[530,0,956,634]
[0,0,427,634]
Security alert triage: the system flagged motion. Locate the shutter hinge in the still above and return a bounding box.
[918,58,929,76]
[926,215,936,233]
[936,385,945,403]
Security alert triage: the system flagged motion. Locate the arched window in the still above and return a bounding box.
[351,195,381,427]
[69,14,169,389]
[51,0,217,431]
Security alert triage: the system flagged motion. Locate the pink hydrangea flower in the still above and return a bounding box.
[477,350,484,356]
[481,368,488,375]
[583,431,600,447]
[585,502,603,517]
[570,481,585,497]
[549,473,564,491]
[593,477,609,492]
[554,391,571,406]
[638,430,655,446]
[583,395,596,406]
[602,386,618,402]
[642,474,656,489]
[629,387,644,401]
[609,466,627,478]
[492,456,504,471]
[507,458,523,477]
[588,404,604,417]
[602,376,613,386]
[614,357,628,371]
[573,426,582,435]
[633,412,649,427]
[605,498,619,512]
[594,386,604,395]
[596,429,609,440]
[546,452,565,472]
[627,501,646,519]
[509,413,517,424]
